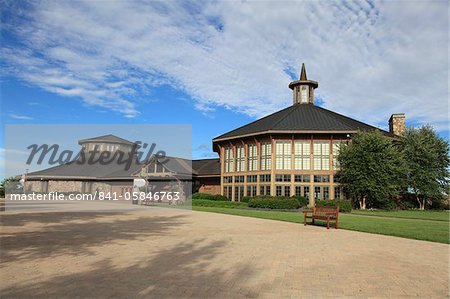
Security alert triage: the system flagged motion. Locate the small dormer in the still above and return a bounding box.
[288,63,318,105]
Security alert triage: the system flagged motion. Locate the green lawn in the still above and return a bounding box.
[192,206,450,244]
[350,210,449,221]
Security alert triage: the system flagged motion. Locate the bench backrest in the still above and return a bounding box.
[313,206,339,216]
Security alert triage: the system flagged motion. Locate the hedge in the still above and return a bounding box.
[316,200,352,213]
[192,199,248,208]
[290,196,308,208]
[241,196,252,203]
[191,193,229,201]
[248,196,300,210]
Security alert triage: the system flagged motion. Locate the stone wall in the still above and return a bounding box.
[24,181,43,193]
[48,180,82,192]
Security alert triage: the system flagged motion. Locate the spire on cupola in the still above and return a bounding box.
[288,63,318,105]
[299,63,307,80]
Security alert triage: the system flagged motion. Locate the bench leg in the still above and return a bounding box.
[326,217,330,229]
[335,219,338,229]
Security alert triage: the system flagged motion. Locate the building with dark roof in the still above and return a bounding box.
[212,64,405,205]
[24,64,404,206]
[25,135,220,197]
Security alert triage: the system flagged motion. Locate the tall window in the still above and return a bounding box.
[323,187,329,200]
[247,185,257,197]
[314,186,321,200]
[236,145,245,172]
[284,186,291,197]
[275,141,291,170]
[334,186,341,199]
[223,186,232,199]
[303,186,310,199]
[248,143,258,171]
[276,186,282,196]
[224,147,233,173]
[260,185,271,196]
[313,141,330,170]
[223,186,229,199]
[332,141,341,170]
[235,186,244,202]
[294,141,310,170]
[295,186,302,197]
[261,142,272,170]
[301,86,308,103]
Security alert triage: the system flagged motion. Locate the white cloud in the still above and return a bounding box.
[9,113,34,120]
[1,0,448,130]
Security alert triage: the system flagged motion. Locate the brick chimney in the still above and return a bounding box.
[389,113,405,136]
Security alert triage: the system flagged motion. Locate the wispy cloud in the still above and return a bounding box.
[1,0,448,129]
[9,113,34,120]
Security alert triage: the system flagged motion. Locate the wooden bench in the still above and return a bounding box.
[303,206,339,229]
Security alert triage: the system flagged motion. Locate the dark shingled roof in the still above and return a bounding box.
[214,104,394,141]
[192,158,220,176]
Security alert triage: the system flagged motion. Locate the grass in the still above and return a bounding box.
[192,206,450,244]
[350,210,449,221]
[192,199,248,208]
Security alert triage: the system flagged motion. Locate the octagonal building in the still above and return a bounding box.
[212,64,404,206]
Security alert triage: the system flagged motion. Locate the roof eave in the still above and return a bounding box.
[213,130,359,143]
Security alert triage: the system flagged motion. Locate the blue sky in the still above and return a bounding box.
[1,0,449,178]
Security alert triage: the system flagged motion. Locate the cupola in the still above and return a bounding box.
[288,63,318,105]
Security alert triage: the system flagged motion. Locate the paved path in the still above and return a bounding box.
[1,203,449,298]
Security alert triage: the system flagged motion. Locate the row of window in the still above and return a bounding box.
[224,140,342,173]
[84,143,121,152]
[223,174,335,184]
[224,185,342,201]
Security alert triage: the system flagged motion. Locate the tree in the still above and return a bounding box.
[337,130,405,209]
[400,126,449,210]
[0,177,22,197]
[0,178,5,197]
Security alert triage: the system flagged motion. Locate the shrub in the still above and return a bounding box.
[240,196,252,203]
[428,197,450,210]
[316,200,352,213]
[248,196,300,210]
[290,196,308,208]
[192,199,247,208]
[380,200,398,210]
[191,193,229,201]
